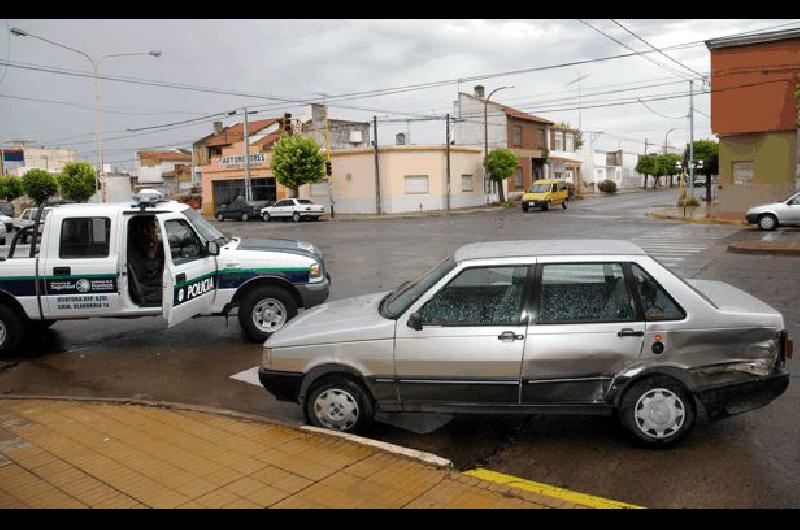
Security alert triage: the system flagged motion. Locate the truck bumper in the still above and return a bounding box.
[296,275,330,308]
[695,368,789,420]
[259,367,304,402]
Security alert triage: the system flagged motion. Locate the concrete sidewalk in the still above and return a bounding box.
[648,206,747,226]
[0,399,639,509]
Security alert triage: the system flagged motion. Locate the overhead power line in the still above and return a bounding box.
[608,19,706,79]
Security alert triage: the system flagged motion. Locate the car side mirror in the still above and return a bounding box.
[206,240,220,256]
[407,312,423,331]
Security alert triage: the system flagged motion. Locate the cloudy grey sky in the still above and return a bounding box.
[1,18,798,170]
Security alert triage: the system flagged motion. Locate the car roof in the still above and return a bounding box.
[455,240,646,261]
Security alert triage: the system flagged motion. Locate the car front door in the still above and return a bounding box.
[521,260,644,406]
[394,263,532,408]
[41,214,122,317]
[159,213,217,327]
[784,194,800,224]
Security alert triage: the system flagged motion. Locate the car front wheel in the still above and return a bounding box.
[562,200,567,209]
[292,212,301,223]
[304,376,374,434]
[0,304,25,357]
[618,376,696,448]
[241,213,249,222]
[262,213,270,222]
[217,214,224,222]
[522,204,529,212]
[758,214,778,231]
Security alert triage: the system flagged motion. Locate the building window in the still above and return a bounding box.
[461,175,474,192]
[513,126,522,147]
[565,132,574,152]
[514,167,523,188]
[553,132,563,151]
[404,175,429,194]
[732,161,755,185]
[537,128,546,149]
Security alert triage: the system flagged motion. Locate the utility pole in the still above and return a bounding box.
[243,107,251,202]
[319,95,335,219]
[688,79,695,198]
[373,116,381,215]
[445,113,451,213]
[643,138,649,189]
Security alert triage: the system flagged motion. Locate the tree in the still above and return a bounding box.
[21,169,59,205]
[485,148,518,203]
[656,153,682,188]
[270,135,326,197]
[636,154,657,189]
[58,162,97,202]
[682,139,719,180]
[0,176,23,202]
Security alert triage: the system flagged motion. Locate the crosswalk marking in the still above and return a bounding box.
[633,225,738,268]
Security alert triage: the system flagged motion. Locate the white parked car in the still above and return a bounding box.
[0,214,11,245]
[745,192,800,231]
[262,199,324,223]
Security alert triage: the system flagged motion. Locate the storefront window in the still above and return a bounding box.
[213,177,276,207]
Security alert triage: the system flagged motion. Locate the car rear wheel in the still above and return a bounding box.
[304,376,374,434]
[522,204,529,212]
[238,285,297,342]
[562,200,567,209]
[217,214,224,222]
[618,376,696,448]
[262,212,270,222]
[0,303,25,357]
[292,212,301,223]
[241,213,249,222]
[758,214,777,231]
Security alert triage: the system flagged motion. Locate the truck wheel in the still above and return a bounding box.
[238,285,298,342]
[618,376,696,448]
[758,214,777,231]
[0,304,25,357]
[304,376,374,434]
[292,212,301,223]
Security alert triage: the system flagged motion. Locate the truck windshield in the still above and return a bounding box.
[379,256,455,319]
[183,208,228,244]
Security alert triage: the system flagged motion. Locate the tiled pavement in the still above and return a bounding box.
[0,399,598,509]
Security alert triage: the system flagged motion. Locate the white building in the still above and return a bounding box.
[2,146,77,176]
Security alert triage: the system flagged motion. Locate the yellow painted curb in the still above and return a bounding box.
[464,468,644,509]
[647,213,746,226]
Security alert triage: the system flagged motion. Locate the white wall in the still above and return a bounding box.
[453,93,507,149]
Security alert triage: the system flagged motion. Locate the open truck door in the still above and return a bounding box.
[158,212,217,327]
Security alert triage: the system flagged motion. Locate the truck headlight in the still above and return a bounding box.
[262,347,272,368]
[309,262,322,281]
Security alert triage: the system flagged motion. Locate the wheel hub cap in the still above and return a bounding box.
[314,389,359,430]
[252,298,286,333]
[634,388,685,439]
[0,320,6,346]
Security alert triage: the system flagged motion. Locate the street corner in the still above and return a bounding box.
[727,240,800,256]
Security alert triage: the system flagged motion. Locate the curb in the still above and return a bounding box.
[326,206,506,222]
[463,469,644,509]
[0,394,451,469]
[727,243,800,256]
[648,212,747,227]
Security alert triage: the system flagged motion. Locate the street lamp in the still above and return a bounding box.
[11,27,162,198]
[484,85,513,202]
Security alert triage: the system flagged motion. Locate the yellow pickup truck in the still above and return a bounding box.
[522,179,569,212]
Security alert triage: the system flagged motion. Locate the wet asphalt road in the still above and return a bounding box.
[1,188,798,508]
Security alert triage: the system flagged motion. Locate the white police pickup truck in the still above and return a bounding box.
[0,190,330,355]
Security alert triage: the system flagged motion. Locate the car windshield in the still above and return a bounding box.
[297,199,313,204]
[379,256,455,319]
[529,184,550,193]
[785,192,800,203]
[183,208,229,244]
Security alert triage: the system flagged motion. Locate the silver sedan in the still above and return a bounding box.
[258,240,791,447]
[746,192,800,231]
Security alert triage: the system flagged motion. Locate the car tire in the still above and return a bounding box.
[304,376,375,434]
[618,376,696,448]
[542,201,550,211]
[262,213,270,222]
[237,285,298,343]
[217,214,224,222]
[241,213,249,222]
[758,214,778,231]
[0,303,26,357]
[292,212,301,223]
[562,200,567,210]
[522,204,529,212]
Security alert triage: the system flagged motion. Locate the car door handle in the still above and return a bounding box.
[618,328,644,337]
[498,331,525,342]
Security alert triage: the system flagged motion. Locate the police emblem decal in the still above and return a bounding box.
[75,279,91,293]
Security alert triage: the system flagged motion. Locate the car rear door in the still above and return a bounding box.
[521,260,644,405]
[159,212,217,326]
[394,262,532,408]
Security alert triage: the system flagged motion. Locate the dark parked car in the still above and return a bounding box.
[215,198,260,222]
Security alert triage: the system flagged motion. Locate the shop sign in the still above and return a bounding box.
[219,153,266,167]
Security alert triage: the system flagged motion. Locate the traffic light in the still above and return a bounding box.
[283,113,292,134]
[325,161,332,176]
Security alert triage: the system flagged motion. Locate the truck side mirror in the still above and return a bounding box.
[407,312,423,331]
[206,240,220,256]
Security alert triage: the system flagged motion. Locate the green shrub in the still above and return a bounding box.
[597,179,617,194]
[678,196,700,207]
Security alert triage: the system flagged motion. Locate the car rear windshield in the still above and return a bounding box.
[297,199,313,204]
